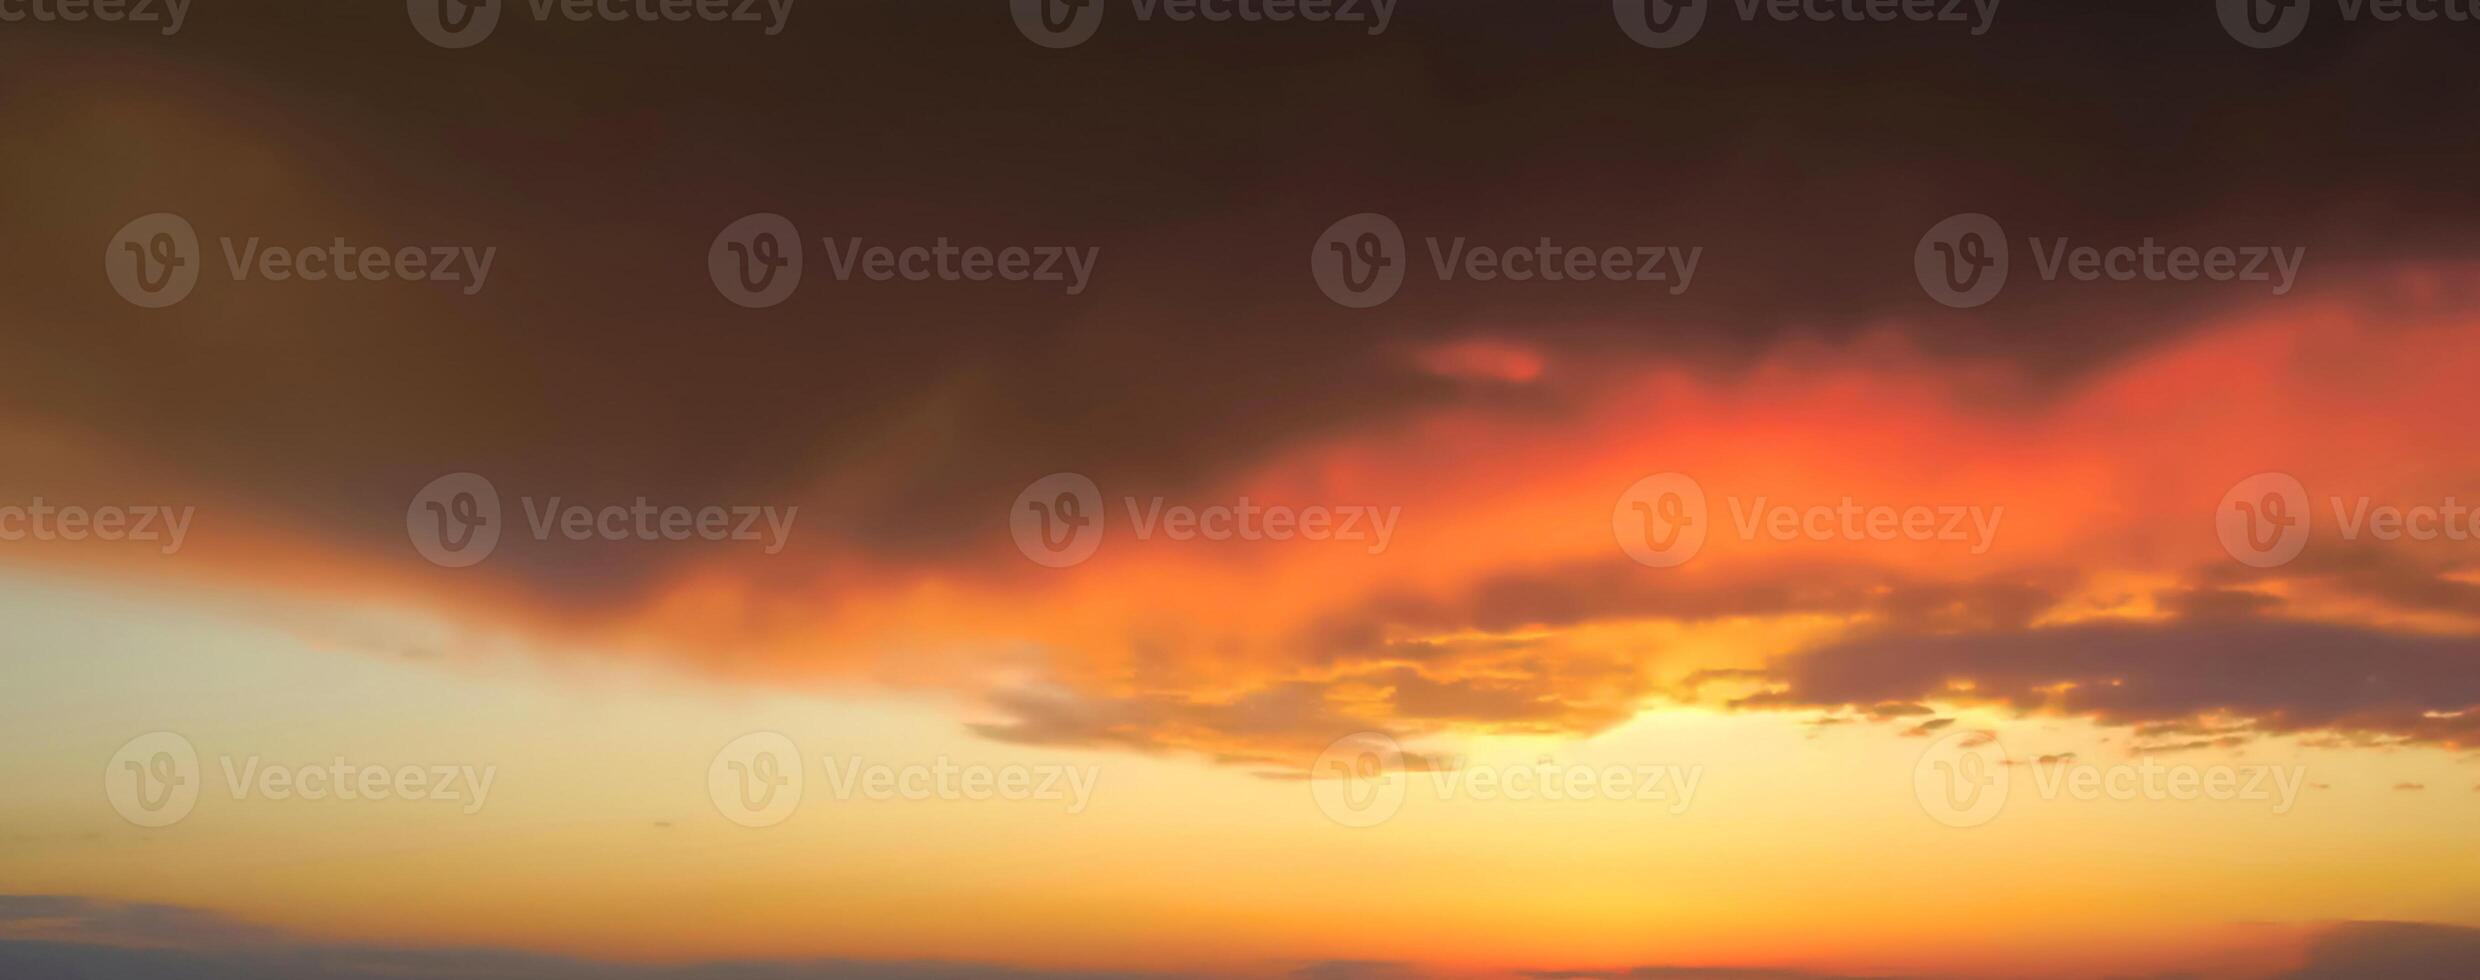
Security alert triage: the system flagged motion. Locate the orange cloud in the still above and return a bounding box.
[14,273,2480,770]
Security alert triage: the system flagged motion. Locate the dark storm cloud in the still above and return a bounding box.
[11,2,2480,771]
[7,0,2480,609]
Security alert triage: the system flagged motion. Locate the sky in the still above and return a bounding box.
[5,2,2480,978]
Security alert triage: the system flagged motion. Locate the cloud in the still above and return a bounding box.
[0,895,291,949]
[19,53,2480,775]
[0,896,1152,980]
[1523,968,1899,979]
[1738,620,2480,750]
[0,897,1917,980]
[10,891,2480,979]
[2280,921,2480,979]
[1288,961,1425,980]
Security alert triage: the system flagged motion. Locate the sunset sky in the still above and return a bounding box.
[6,3,2480,978]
